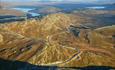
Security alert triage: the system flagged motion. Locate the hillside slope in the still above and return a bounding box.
[0,13,115,67]
[0,9,25,16]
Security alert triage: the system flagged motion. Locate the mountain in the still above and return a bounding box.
[0,9,25,16]
[0,13,115,68]
[30,7,62,14]
[113,3,115,5]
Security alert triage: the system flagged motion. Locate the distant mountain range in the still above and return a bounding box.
[1,0,115,4]
[113,3,115,5]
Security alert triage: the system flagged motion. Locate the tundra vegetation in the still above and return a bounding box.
[0,12,115,68]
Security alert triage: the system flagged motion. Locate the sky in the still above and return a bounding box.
[1,0,115,3]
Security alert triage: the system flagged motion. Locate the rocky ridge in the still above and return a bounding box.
[0,13,115,67]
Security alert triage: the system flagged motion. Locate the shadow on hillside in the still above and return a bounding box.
[61,66,115,70]
[0,58,115,70]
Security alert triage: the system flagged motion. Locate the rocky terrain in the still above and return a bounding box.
[0,13,115,69]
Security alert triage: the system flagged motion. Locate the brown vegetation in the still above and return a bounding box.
[0,9,25,16]
[0,13,115,67]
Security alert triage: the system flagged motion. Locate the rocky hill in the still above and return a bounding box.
[0,13,115,69]
[0,9,25,16]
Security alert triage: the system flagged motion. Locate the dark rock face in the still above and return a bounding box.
[69,25,90,37]
[69,26,80,37]
[112,35,115,38]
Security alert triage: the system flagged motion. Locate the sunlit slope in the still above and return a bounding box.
[0,13,115,67]
[0,9,25,16]
[0,28,45,61]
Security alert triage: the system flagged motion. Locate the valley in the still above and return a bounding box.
[0,1,115,70]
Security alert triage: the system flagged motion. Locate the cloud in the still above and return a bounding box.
[33,0,97,2]
[1,0,115,3]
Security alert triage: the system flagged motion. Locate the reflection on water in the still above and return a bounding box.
[12,8,40,17]
[12,8,34,12]
[86,6,106,9]
[0,8,41,23]
[29,12,40,16]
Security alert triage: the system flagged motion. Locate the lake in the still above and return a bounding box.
[86,6,106,9]
[12,8,40,17]
[1,4,115,23]
[0,8,41,23]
